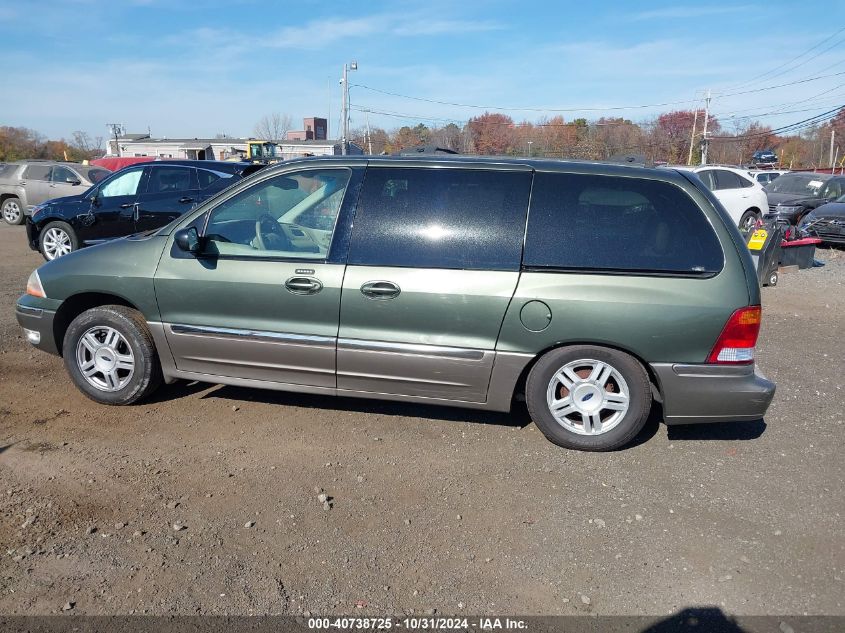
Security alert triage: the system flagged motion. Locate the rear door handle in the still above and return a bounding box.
[120,202,135,209]
[179,196,194,204]
[285,276,323,295]
[360,280,401,300]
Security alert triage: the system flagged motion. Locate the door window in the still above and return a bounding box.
[347,167,531,270]
[821,179,844,200]
[524,172,723,275]
[50,166,77,183]
[23,165,51,181]
[147,167,194,193]
[203,168,351,259]
[100,169,144,198]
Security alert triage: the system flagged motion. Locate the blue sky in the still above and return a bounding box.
[2,0,845,141]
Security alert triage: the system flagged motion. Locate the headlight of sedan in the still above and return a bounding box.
[775,205,802,215]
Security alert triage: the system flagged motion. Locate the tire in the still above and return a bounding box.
[1,197,25,225]
[739,209,760,233]
[39,220,78,261]
[525,345,651,451]
[62,305,162,405]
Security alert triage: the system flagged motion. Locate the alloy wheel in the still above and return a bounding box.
[2,201,21,224]
[75,326,135,392]
[42,227,73,260]
[545,358,630,436]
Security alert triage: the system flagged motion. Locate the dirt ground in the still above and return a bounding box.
[0,223,843,617]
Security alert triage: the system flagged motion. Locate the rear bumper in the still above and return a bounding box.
[15,301,59,355]
[651,363,775,425]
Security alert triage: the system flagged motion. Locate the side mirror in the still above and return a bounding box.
[67,178,82,186]
[174,227,201,254]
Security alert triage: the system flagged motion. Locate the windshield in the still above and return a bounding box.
[766,173,828,196]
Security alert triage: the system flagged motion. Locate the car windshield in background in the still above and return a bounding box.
[766,173,828,196]
[86,168,111,184]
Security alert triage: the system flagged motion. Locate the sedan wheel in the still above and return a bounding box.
[2,199,24,225]
[41,226,74,260]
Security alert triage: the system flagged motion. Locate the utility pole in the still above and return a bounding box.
[687,108,699,165]
[340,61,357,156]
[829,128,836,168]
[700,89,711,166]
[106,123,124,157]
[364,109,373,155]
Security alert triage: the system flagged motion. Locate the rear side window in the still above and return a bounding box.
[524,172,723,275]
[696,170,715,190]
[197,169,226,189]
[348,167,532,270]
[147,166,194,193]
[715,169,747,190]
[23,165,51,181]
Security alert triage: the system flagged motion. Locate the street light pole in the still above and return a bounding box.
[341,61,357,156]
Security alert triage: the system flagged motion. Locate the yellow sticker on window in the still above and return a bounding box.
[747,229,768,251]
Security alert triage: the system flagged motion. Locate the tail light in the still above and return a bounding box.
[707,306,761,364]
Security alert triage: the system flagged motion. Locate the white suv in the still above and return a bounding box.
[667,166,769,231]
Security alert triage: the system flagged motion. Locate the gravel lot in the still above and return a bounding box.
[0,223,843,617]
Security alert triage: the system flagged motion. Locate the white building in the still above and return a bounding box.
[107,135,363,161]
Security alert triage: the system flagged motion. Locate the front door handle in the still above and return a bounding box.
[179,196,194,204]
[285,276,323,295]
[360,280,401,300]
[119,203,134,209]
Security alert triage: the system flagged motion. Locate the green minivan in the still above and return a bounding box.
[16,156,775,451]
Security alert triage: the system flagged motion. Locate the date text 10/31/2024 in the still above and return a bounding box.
[307,617,528,630]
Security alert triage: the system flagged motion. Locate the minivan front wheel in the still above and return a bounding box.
[63,305,162,405]
[526,346,651,451]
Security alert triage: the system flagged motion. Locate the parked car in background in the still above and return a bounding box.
[763,172,845,225]
[798,196,845,245]
[16,156,774,452]
[747,169,788,186]
[0,161,111,225]
[667,165,768,231]
[27,160,264,260]
[751,150,778,167]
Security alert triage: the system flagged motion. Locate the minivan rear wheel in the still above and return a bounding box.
[63,305,162,405]
[526,346,651,451]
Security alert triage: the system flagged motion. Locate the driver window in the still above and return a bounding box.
[203,168,351,259]
[100,169,143,198]
[51,166,76,183]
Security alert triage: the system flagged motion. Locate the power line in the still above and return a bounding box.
[352,70,845,120]
[709,106,842,141]
[718,27,845,92]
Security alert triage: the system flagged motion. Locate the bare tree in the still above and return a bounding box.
[253,113,293,143]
